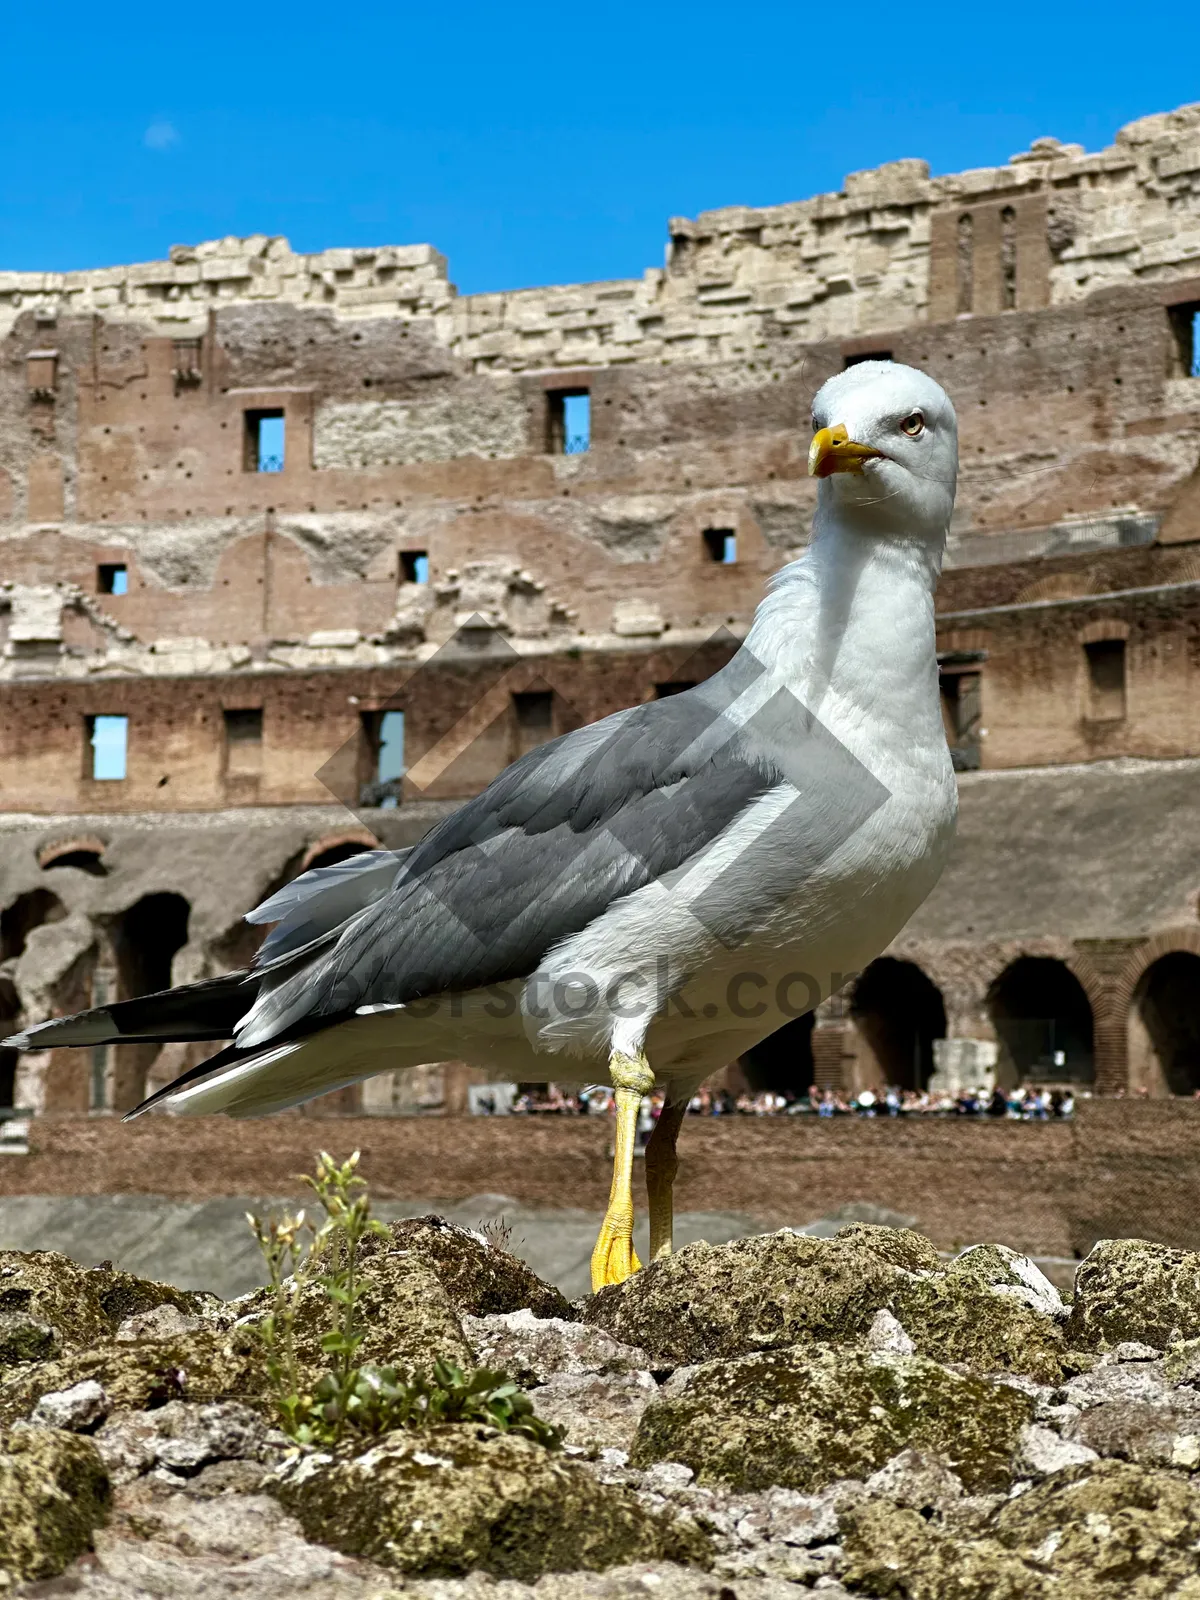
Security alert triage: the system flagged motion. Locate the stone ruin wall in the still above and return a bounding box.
[4,104,1200,1114]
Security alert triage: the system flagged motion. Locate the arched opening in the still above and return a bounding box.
[987,957,1094,1086]
[0,976,20,1110]
[851,958,947,1090]
[1131,952,1200,1096]
[298,838,376,876]
[37,836,108,876]
[108,893,191,1113]
[740,1014,815,1101]
[1,889,66,963]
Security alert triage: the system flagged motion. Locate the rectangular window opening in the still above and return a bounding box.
[939,670,981,771]
[97,563,128,596]
[702,527,738,564]
[86,714,128,781]
[512,690,555,757]
[361,709,405,808]
[223,708,263,777]
[244,409,286,473]
[399,550,429,585]
[1167,303,1200,380]
[547,389,590,455]
[1085,638,1127,721]
[843,351,893,368]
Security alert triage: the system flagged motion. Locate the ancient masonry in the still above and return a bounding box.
[3,102,1200,1116]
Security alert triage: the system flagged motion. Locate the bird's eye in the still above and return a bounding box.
[900,410,925,437]
[811,416,819,434]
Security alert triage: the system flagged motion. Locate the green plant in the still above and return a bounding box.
[248,1152,559,1450]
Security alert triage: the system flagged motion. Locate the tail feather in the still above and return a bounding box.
[2,970,255,1053]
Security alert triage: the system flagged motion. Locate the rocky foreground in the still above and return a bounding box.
[4,1217,1200,1597]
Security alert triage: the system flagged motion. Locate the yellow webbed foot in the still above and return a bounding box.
[590,1217,642,1291]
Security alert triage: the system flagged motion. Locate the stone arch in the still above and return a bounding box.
[1116,930,1200,1096]
[297,831,379,876]
[987,956,1094,1087]
[0,889,67,963]
[37,835,108,875]
[739,1014,815,1100]
[851,958,947,1091]
[0,976,19,1109]
[107,892,191,1113]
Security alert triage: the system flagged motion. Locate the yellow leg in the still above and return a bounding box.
[646,1096,687,1263]
[590,1050,654,1292]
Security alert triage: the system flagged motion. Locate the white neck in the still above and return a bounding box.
[742,510,946,743]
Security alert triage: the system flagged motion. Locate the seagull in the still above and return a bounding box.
[7,362,959,1293]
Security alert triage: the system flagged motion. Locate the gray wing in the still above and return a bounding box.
[236,669,778,1046]
[247,848,408,964]
[236,657,891,1049]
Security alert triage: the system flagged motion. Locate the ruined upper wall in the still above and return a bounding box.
[3,103,1199,370]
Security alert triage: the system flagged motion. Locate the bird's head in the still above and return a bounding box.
[808,361,958,539]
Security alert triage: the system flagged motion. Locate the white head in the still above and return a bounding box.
[808,361,958,540]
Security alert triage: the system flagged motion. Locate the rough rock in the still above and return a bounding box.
[84,1480,397,1598]
[842,1458,1200,1597]
[115,1303,208,1342]
[1066,1238,1200,1351]
[530,1370,658,1455]
[235,1250,474,1385]
[1014,1422,1099,1476]
[581,1226,937,1365]
[863,1447,965,1511]
[380,1215,572,1320]
[0,1326,270,1427]
[0,1311,59,1367]
[865,1309,915,1355]
[273,1422,710,1580]
[85,1264,213,1328]
[0,1250,113,1361]
[890,1263,1066,1382]
[630,1347,1033,1493]
[1068,1393,1200,1469]
[948,1243,1067,1319]
[32,1378,110,1432]
[1166,1337,1200,1386]
[464,1309,654,1383]
[95,1400,284,1484]
[0,1423,111,1584]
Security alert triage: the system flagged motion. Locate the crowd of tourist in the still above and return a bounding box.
[510,1083,1077,1119]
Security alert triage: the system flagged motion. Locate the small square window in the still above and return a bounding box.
[399,550,429,584]
[547,389,590,454]
[86,714,128,781]
[98,564,128,596]
[702,528,737,564]
[244,409,285,473]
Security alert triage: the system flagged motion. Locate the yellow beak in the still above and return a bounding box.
[808,423,884,479]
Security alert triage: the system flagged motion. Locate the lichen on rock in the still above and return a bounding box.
[580,1226,931,1365]
[0,1424,111,1585]
[0,1326,270,1428]
[1067,1238,1200,1352]
[629,1346,1033,1494]
[234,1247,474,1386]
[890,1269,1066,1383]
[0,1250,113,1368]
[273,1422,710,1580]
[844,1458,1200,1598]
[380,1215,573,1321]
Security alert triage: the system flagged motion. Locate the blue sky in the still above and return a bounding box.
[3,2,1197,295]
